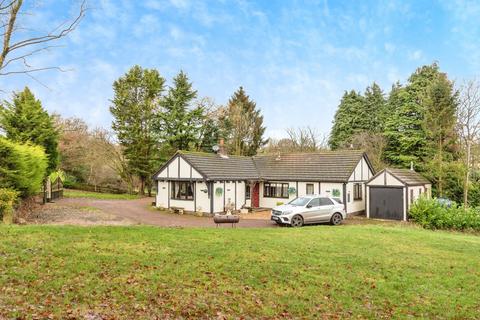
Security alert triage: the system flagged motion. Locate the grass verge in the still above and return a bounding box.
[0,225,479,318]
[64,189,139,200]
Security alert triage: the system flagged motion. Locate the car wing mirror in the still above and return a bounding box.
[306,204,312,208]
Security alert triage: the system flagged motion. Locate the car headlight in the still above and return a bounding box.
[282,210,292,215]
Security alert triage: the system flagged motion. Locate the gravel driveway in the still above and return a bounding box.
[35,197,276,228]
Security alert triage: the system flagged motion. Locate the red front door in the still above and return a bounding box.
[252,183,260,208]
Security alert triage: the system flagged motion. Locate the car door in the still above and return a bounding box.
[303,198,321,223]
[317,197,335,221]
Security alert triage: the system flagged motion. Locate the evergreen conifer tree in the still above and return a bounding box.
[0,87,59,174]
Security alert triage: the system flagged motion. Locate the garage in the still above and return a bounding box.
[366,168,431,221]
[369,187,404,220]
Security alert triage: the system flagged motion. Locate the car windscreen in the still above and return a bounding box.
[289,197,310,206]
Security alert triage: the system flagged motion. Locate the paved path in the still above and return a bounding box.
[57,197,277,228]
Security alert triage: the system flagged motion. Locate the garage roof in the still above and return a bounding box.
[158,150,372,182]
[369,168,430,186]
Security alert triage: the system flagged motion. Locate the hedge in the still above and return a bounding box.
[0,137,48,197]
[0,188,18,224]
[409,197,480,231]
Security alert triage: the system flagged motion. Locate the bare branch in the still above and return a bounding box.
[8,1,86,52]
[25,71,51,90]
[0,1,15,11]
[0,0,86,77]
[456,78,480,206]
[1,44,61,69]
[0,65,68,75]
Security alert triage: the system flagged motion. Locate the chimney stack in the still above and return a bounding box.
[218,138,228,158]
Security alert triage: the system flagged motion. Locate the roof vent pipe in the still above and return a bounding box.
[410,161,414,171]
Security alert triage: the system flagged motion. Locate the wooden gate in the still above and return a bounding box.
[51,177,64,200]
[43,177,63,203]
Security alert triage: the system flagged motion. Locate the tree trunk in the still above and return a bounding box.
[464,140,471,207]
[139,177,145,195]
[438,138,443,196]
[147,180,152,197]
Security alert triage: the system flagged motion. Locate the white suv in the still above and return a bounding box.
[271,195,346,227]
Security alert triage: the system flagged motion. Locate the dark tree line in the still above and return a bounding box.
[329,63,470,204]
[109,66,267,195]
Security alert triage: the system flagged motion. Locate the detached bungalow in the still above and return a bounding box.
[153,149,374,215]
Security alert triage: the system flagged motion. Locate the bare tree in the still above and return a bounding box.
[285,127,328,152]
[457,79,480,206]
[0,0,86,78]
[55,116,135,193]
[93,129,135,193]
[349,132,387,171]
[262,127,328,154]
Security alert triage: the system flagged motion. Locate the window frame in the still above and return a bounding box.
[319,197,334,206]
[170,181,194,201]
[306,183,314,195]
[353,183,363,201]
[263,182,289,199]
[245,184,251,200]
[307,198,321,207]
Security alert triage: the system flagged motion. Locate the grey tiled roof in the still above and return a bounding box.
[180,151,259,180]
[253,150,366,182]
[175,150,369,182]
[386,168,430,185]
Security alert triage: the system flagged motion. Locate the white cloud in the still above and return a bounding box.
[408,49,423,61]
[169,0,190,10]
[133,14,162,37]
[441,0,480,70]
[144,0,165,11]
[169,25,183,40]
[384,43,396,54]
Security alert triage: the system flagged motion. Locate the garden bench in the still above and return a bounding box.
[213,214,240,228]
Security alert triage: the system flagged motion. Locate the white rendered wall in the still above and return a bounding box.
[156,181,169,208]
[235,181,247,210]
[195,181,210,213]
[155,155,203,179]
[213,181,224,213]
[346,182,366,214]
[349,156,373,181]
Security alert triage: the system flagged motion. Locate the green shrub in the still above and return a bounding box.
[0,188,18,224]
[49,170,66,182]
[62,173,78,188]
[0,137,48,197]
[409,197,480,231]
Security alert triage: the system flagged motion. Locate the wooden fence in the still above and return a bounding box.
[68,183,135,195]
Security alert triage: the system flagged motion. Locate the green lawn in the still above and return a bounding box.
[64,189,140,200]
[0,225,479,318]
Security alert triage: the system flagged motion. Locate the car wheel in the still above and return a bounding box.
[330,212,343,226]
[290,215,304,227]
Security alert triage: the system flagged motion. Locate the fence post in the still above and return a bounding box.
[43,180,46,204]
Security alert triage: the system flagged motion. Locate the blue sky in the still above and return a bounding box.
[1,0,479,139]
